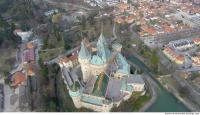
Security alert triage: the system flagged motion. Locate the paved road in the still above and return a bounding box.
[183,66,200,72]
[113,23,117,39]
[45,46,80,65]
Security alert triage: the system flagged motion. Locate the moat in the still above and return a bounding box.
[128,55,190,112]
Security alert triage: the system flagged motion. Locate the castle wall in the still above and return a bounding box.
[81,93,113,111]
[90,63,107,76]
[71,96,82,108]
[80,101,113,112]
[132,84,145,92]
[123,93,132,101]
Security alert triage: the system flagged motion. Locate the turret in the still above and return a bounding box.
[98,33,107,47]
[69,81,82,108]
[112,43,122,52]
[115,53,130,78]
[78,41,91,60]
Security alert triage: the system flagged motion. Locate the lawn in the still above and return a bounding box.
[111,90,151,112]
[92,73,109,97]
[39,47,65,62]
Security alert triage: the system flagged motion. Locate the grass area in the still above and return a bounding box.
[111,90,151,112]
[0,0,6,5]
[92,74,109,97]
[39,47,65,61]
[0,48,17,73]
[132,92,151,111]
[123,38,141,51]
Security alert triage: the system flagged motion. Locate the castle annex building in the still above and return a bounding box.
[59,33,146,112]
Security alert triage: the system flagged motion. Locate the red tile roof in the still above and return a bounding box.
[192,38,200,44]
[26,42,34,49]
[69,55,78,61]
[23,49,35,62]
[13,72,26,86]
[60,57,70,64]
[27,64,35,76]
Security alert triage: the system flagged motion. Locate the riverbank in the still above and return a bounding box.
[158,76,200,112]
[128,55,190,112]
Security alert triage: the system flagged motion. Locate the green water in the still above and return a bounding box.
[128,56,190,112]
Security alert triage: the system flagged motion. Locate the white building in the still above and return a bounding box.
[14,29,33,42]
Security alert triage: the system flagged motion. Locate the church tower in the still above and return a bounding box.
[78,41,91,82]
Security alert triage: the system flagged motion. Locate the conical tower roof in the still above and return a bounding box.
[97,32,110,63]
[70,81,80,92]
[116,53,130,75]
[97,33,107,47]
[78,41,91,60]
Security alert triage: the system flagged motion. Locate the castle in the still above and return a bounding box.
[59,32,146,112]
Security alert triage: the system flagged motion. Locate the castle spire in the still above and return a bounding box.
[98,26,107,47]
[101,22,103,34]
[97,29,110,63]
[78,41,91,60]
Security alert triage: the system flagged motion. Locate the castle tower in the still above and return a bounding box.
[78,41,91,82]
[115,53,130,79]
[96,33,110,63]
[69,82,82,108]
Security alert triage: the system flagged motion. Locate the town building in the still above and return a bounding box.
[192,38,200,46]
[170,39,194,51]
[11,71,26,87]
[163,47,185,64]
[14,29,33,42]
[22,48,35,64]
[59,55,79,69]
[176,71,191,79]
[26,64,35,76]
[191,55,200,66]
[174,11,200,27]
